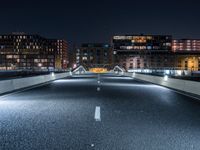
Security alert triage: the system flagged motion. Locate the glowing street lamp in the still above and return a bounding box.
[51,72,55,77]
[164,75,168,81]
[73,64,77,69]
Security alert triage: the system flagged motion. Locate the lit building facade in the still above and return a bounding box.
[49,39,68,70]
[172,39,200,52]
[174,52,200,71]
[112,34,174,70]
[118,52,175,70]
[172,39,200,71]
[0,33,68,71]
[113,35,200,71]
[75,43,112,69]
[113,35,172,52]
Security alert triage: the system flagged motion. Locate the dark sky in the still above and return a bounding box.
[0,0,200,47]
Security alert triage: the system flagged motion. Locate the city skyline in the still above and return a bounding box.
[1,1,200,150]
[0,0,200,45]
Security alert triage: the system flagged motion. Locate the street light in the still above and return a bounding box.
[51,72,55,77]
[73,64,77,69]
[164,75,168,81]
[132,72,136,77]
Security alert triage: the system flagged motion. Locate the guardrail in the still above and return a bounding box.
[0,72,71,95]
[124,72,200,96]
[127,68,200,77]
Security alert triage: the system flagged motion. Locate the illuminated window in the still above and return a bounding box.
[147,36,152,40]
[165,43,171,46]
[147,46,152,50]
[113,36,126,40]
[6,55,13,59]
[34,59,39,63]
[13,55,19,59]
[126,46,133,50]
[82,57,87,60]
[140,46,146,50]
[132,36,147,43]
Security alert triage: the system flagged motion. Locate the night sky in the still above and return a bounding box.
[0,0,200,47]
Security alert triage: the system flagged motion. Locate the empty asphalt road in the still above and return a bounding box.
[1,73,200,150]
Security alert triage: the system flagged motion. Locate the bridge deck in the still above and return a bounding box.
[0,73,200,149]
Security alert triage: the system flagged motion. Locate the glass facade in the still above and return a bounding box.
[113,35,172,51]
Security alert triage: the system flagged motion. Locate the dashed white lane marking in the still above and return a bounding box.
[97,87,101,91]
[97,74,100,81]
[94,106,101,121]
[97,74,101,91]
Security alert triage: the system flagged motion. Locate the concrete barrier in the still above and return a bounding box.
[0,72,70,95]
[124,72,200,96]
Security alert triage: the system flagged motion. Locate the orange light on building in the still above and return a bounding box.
[89,68,108,73]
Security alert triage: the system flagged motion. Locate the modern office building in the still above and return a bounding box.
[49,39,68,70]
[0,33,68,71]
[172,39,200,52]
[74,43,112,69]
[112,34,174,70]
[172,39,200,71]
[113,35,172,51]
[174,52,200,71]
[112,35,200,71]
[117,52,176,70]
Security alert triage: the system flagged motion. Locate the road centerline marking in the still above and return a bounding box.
[97,87,101,91]
[94,106,101,121]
